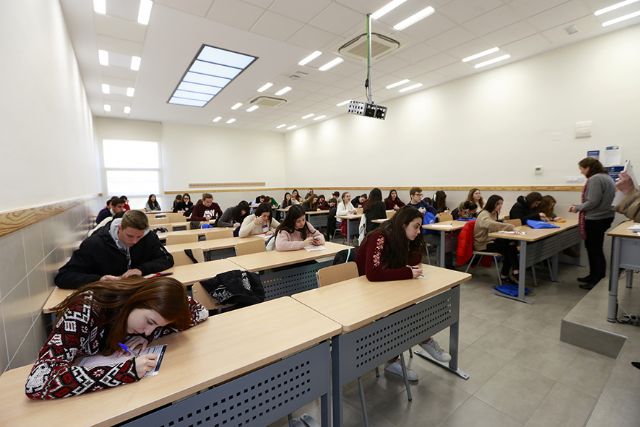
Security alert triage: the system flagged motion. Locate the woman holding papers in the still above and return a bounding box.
[272,205,325,251]
[25,277,208,400]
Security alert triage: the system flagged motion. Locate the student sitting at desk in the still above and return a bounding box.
[171,194,183,212]
[540,195,563,221]
[384,189,406,210]
[173,193,194,217]
[281,192,293,209]
[328,191,340,208]
[302,194,319,211]
[96,196,125,226]
[218,200,250,228]
[317,194,330,210]
[615,171,640,221]
[25,277,208,400]
[355,206,451,380]
[190,193,223,222]
[509,192,546,222]
[239,203,280,238]
[407,187,436,215]
[55,210,174,289]
[451,201,477,220]
[363,188,386,233]
[474,195,518,283]
[336,192,357,236]
[145,194,161,212]
[121,195,130,211]
[434,190,448,213]
[352,193,367,209]
[467,188,484,213]
[271,205,325,251]
[291,189,302,205]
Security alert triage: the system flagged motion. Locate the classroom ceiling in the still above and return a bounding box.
[60,0,640,132]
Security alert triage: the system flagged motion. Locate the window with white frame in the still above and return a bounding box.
[102,140,161,207]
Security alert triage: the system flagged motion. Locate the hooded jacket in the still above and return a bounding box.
[509,196,541,223]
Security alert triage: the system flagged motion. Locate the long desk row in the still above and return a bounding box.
[0,265,471,427]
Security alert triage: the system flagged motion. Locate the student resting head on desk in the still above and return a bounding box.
[270,205,325,251]
[239,202,280,238]
[302,194,319,211]
[218,200,251,228]
[25,277,208,400]
[509,191,546,222]
[452,201,478,220]
[355,206,451,380]
[540,195,563,222]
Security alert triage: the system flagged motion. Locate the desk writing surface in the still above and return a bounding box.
[229,242,350,272]
[0,298,341,427]
[156,227,233,240]
[337,214,362,220]
[306,210,330,215]
[292,265,471,332]
[372,218,388,224]
[164,236,262,253]
[423,220,467,231]
[488,218,578,242]
[43,287,73,313]
[168,258,240,284]
[608,220,640,238]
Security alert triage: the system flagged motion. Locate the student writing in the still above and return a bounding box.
[271,205,325,251]
[239,203,280,237]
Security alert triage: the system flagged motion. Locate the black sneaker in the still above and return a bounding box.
[632,362,640,370]
[579,282,597,290]
[577,276,592,283]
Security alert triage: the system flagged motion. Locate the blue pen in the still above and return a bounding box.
[118,343,132,355]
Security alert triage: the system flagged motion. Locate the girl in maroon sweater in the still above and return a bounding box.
[356,206,451,380]
[25,277,208,400]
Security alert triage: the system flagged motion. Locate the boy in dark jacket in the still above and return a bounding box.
[509,192,546,223]
[55,210,174,289]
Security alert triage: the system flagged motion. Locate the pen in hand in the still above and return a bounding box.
[118,342,134,355]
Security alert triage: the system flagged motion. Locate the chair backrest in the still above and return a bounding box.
[386,210,395,219]
[316,262,359,287]
[166,234,199,245]
[146,215,164,226]
[235,239,266,256]
[356,207,363,215]
[206,229,233,240]
[191,282,223,310]
[438,212,453,222]
[171,248,205,266]
[504,218,522,227]
[165,212,186,223]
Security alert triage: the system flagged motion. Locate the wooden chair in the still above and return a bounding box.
[165,212,187,223]
[171,247,205,266]
[235,239,266,256]
[437,212,453,222]
[206,229,233,240]
[166,234,198,246]
[386,210,395,219]
[356,207,363,215]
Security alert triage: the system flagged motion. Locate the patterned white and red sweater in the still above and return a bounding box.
[25,292,208,400]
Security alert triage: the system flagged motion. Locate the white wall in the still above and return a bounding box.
[284,25,640,189]
[0,0,99,211]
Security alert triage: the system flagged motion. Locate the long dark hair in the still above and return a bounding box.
[254,202,273,222]
[54,277,191,355]
[364,206,425,269]
[282,192,292,208]
[274,205,311,239]
[434,190,447,212]
[467,188,484,209]
[385,189,402,203]
[578,157,605,177]
[147,194,160,209]
[232,200,250,222]
[363,188,383,213]
[483,195,503,214]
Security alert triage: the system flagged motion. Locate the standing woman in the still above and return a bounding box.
[363,187,386,233]
[384,189,405,210]
[467,188,484,213]
[569,157,615,290]
[145,194,161,212]
[25,277,208,399]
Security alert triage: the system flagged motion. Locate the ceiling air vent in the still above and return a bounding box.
[338,33,400,61]
[249,96,287,107]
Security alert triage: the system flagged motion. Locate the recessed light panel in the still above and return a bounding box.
[169,44,257,107]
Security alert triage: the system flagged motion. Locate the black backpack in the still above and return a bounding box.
[200,270,265,308]
[332,247,356,265]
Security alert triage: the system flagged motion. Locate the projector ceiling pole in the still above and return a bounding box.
[366,13,373,103]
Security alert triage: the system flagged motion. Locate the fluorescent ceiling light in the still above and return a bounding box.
[313,115,326,121]
[126,87,135,97]
[385,79,410,89]
[257,82,273,92]
[393,6,435,30]
[399,83,423,92]
[101,83,110,94]
[246,105,259,112]
[130,56,141,71]
[231,102,242,110]
[93,0,106,15]
[462,47,499,63]
[474,54,511,68]
[137,0,153,25]
[98,50,109,66]
[602,9,640,26]
[169,97,207,107]
[276,124,287,129]
[286,125,297,130]
[103,104,111,112]
[595,0,639,16]
[372,0,408,20]
[298,50,322,66]
[169,44,256,108]
[275,86,291,96]
[212,116,222,122]
[336,100,350,107]
[302,113,315,119]
[318,57,344,71]
[226,118,236,124]
[124,106,131,114]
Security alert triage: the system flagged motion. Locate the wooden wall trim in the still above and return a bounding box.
[0,195,98,239]
[167,185,583,195]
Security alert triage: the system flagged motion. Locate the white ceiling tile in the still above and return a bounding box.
[242,0,274,8]
[434,61,472,79]
[154,0,215,17]
[503,33,553,57]
[334,0,392,14]
[526,0,591,32]
[371,54,411,75]
[309,3,364,36]
[106,0,140,21]
[463,5,521,36]
[391,13,456,41]
[447,37,497,60]
[94,15,147,42]
[96,35,143,57]
[401,53,458,78]
[509,0,569,18]
[439,0,504,24]
[269,0,332,23]
[206,0,265,31]
[287,25,340,50]
[425,27,477,51]
[541,14,603,45]
[251,11,305,41]
[392,42,440,64]
[482,21,538,47]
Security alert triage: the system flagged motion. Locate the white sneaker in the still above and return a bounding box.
[384,361,418,382]
[420,338,451,363]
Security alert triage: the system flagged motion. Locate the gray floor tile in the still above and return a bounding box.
[556,351,616,398]
[586,384,640,427]
[439,396,523,427]
[524,382,596,427]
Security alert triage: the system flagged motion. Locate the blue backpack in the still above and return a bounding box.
[422,211,437,235]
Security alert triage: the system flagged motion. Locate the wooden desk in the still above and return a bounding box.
[423,221,468,268]
[156,227,233,241]
[488,219,580,303]
[0,298,341,427]
[336,213,362,243]
[229,242,350,299]
[165,236,262,260]
[607,221,640,322]
[306,209,330,229]
[292,265,471,426]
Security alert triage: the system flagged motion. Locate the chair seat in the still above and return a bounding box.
[473,251,501,257]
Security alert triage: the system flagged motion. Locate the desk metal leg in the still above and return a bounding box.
[320,393,329,427]
[439,230,446,268]
[331,337,343,427]
[550,254,559,282]
[495,241,530,303]
[626,270,633,289]
[608,237,621,323]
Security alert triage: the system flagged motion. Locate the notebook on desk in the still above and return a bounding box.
[77,345,167,376]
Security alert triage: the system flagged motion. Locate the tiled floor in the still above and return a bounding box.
[271,262,640,427]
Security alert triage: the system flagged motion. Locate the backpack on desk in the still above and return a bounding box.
[200,270,265,308]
